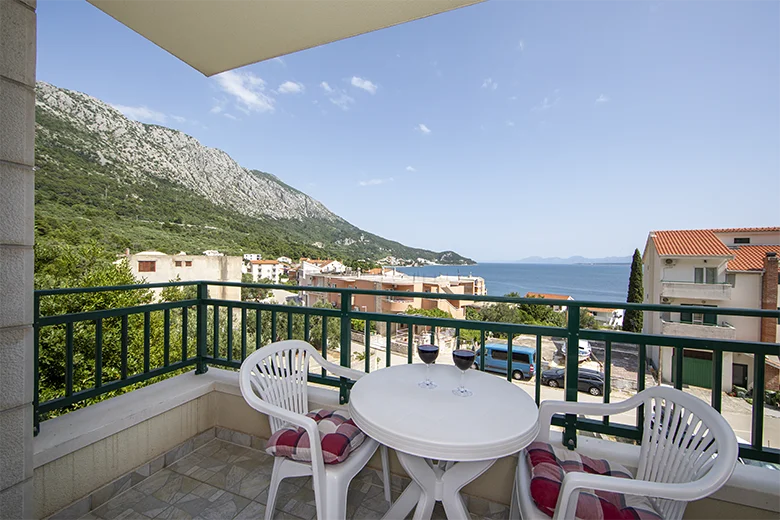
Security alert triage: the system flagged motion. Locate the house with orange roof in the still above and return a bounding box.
[246,259,285,283]
[525,292,574,312]
[642,227,779,392]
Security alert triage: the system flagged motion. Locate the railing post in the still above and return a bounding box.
[339,290,352,404]
[196,282,208,374]
[33,293,40,436]
[563,305,580,450]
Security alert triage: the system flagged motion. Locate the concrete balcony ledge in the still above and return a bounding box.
[32,369,779,519]
[661,281,733,300]
[661,319,738,340]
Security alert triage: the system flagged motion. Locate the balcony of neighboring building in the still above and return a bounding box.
[381,296,416,313]
[661,280,733,300]
[661,317,737,340]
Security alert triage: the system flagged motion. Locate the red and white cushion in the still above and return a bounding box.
[265,409,366,464]
[526,442,662,520]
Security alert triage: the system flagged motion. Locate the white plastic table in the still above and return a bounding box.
[349,363,539,520]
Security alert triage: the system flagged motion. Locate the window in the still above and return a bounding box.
[694,267,717,284]
[734,237,750,244]
[175,261,182,267]
[491,350,508,361]
[138,261,156,272]
[726,273,736,287]
[680,304,717,325]
[185,261,192,267]
[512,352,530,364]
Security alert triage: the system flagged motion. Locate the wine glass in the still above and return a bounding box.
[417,344,439,389]
[452,349,476,397]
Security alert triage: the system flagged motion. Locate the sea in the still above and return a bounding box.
[396,263,631,303]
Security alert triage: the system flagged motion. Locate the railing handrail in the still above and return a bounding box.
[33,280,780,465]
[35,280,780,318]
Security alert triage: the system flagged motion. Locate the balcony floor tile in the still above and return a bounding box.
[81,439,509,520]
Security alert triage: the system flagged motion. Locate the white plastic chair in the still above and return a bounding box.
[239,340,391,520]
[513,386,738,520]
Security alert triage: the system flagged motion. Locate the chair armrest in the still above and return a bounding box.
[308,349,367,381]
[239,375,325,468]
[320,359,367,381]
[537,394,645,443]
[552,471,704,520]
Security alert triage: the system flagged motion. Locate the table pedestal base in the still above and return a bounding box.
[382,452,495,520]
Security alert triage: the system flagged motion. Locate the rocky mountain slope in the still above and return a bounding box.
[34,82,474,265]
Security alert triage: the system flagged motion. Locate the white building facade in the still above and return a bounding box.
[248,260,284,283]
[125,251,242,300]
[642,228,780,392]
[243,253,262,261]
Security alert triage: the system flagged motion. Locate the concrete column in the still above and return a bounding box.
[0,0,36,517]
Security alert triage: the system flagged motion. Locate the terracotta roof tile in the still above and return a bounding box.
[727,246,780,272]
[711,227,780,233]
[651,230,733,257]
[525,292,573,300]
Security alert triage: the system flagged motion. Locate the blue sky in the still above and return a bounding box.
[37,1,779,262]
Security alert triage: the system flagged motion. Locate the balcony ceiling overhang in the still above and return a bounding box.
[87,0,483,77]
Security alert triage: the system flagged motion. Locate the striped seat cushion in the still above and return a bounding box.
[526,442,662,520]
[265,409,366,464]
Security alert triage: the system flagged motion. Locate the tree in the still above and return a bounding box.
[623,249,644,332]
[241,273,271,301]
[579,310,599,330]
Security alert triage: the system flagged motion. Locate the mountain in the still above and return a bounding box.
[33,82,474,265]
[515,256,632,264]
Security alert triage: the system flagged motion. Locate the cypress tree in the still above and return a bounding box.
[623,249,644,332]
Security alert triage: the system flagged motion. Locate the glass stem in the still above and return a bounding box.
[460,369,465,390]
[426,363,431,383]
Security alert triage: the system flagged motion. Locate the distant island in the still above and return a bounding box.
[514,255,632,265]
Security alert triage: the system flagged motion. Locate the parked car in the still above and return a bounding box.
[561,339,592,360]
[541,367,604,396]
[476,343,536,380]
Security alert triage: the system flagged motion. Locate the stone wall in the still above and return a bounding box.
[0,0,36,516]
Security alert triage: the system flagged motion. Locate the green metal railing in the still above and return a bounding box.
[34,281,780,463]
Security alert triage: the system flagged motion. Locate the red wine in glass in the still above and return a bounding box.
[417,344,439,389]
[452,349,476,397]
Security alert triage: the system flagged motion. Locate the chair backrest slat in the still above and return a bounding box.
[635,388,737,520]
[244,341,312,432]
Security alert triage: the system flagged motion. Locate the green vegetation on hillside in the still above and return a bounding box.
[34,105,474,265]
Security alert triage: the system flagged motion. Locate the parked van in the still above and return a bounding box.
[478,343,536,380]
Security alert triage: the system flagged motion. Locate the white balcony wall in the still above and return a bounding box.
[661,281,733,300]
[661,320,737,341]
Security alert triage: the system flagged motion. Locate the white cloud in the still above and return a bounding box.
[329,93,355,110]
[278,81,304,94]
[111,104,168,124]
[482,78,498,90]
[506,120,515,127]
[214,70,275,113]
[405,166,416,172]
[273,57,285,66]
[320,81,354,110]
[595,94,610,104]
[509,95,517,101]
[358,177,394,187]
[223,113,238,121]
[171,115,186,123]
[417,123,431,134]
[532,95,559,112]
[517,40,525,52]
[210,105,223,114]
[351,76,378,94]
